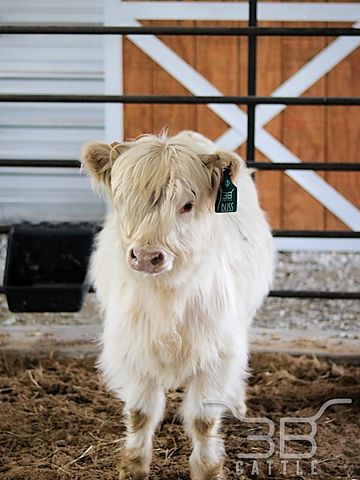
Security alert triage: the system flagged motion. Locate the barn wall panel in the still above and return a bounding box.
[281,19,327,230]
[152,19,197,134]
[254,1,282,229]
[123,20,154,139]
[196,1,240,142]
[325,31,360,230]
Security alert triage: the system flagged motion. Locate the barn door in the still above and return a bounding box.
[108,0,360,250]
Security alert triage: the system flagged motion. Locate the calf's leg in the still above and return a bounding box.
[182,376,227,480]
[119,379,165,480]
[182,357,248,480]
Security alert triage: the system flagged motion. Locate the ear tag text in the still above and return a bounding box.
[215,168,237,213]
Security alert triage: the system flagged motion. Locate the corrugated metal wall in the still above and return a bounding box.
[0,0,106,222]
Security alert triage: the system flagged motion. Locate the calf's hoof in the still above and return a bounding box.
[118,448,149,480]
[119,468,148,480]
[191,462,226,480]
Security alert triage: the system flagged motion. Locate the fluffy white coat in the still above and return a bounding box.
[82,131,275,480]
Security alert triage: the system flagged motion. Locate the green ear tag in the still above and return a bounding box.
[215,168,237,213]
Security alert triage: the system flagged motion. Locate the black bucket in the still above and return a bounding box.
[3,223,96,312]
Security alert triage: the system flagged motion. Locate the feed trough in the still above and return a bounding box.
[3,223,95,312]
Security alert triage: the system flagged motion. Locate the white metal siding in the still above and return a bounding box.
[0,0,106,222]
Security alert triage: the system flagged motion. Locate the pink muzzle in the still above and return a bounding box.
[128,246,169,274]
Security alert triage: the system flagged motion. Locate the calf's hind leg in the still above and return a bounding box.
[119,379,165,480]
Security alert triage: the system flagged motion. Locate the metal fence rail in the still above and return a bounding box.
[0,25,359,36]
[1,94,359,105]
[0,283,358,299]
[0,223,358,237]
[0,0,359,302]
[0,159,359,171]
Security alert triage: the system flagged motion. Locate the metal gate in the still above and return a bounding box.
[0,0,359,301]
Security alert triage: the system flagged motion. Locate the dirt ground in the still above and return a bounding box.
[0,353,359,480]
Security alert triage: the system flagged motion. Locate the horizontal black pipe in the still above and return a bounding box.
[0,285,357,299]
[1,159,359,171]
[268,290,360,300]
[0,160,81,168]
[0,25,359,37]
[0,224,358,238]
[250,162,360,171]
[272,230,360,238]
[1,94,360,105]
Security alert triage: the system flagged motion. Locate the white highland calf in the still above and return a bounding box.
[81,131,274,480]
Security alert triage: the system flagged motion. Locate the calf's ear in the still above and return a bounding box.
[81,141,128,187]
[199,151,241,190]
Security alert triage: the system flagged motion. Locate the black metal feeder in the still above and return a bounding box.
[3,223,96,312]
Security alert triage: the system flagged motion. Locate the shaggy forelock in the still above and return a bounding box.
[110,134,211,244]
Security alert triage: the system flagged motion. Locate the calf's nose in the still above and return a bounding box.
[129,247,166,273]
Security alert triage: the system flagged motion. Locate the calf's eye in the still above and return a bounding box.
[180,202,194,214]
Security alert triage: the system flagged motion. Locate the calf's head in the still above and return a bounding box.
[81,134,240,276]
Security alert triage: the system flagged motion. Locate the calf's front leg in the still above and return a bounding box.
[182,356,248,480]
[182,376,227,480]
[119,379,165,480]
